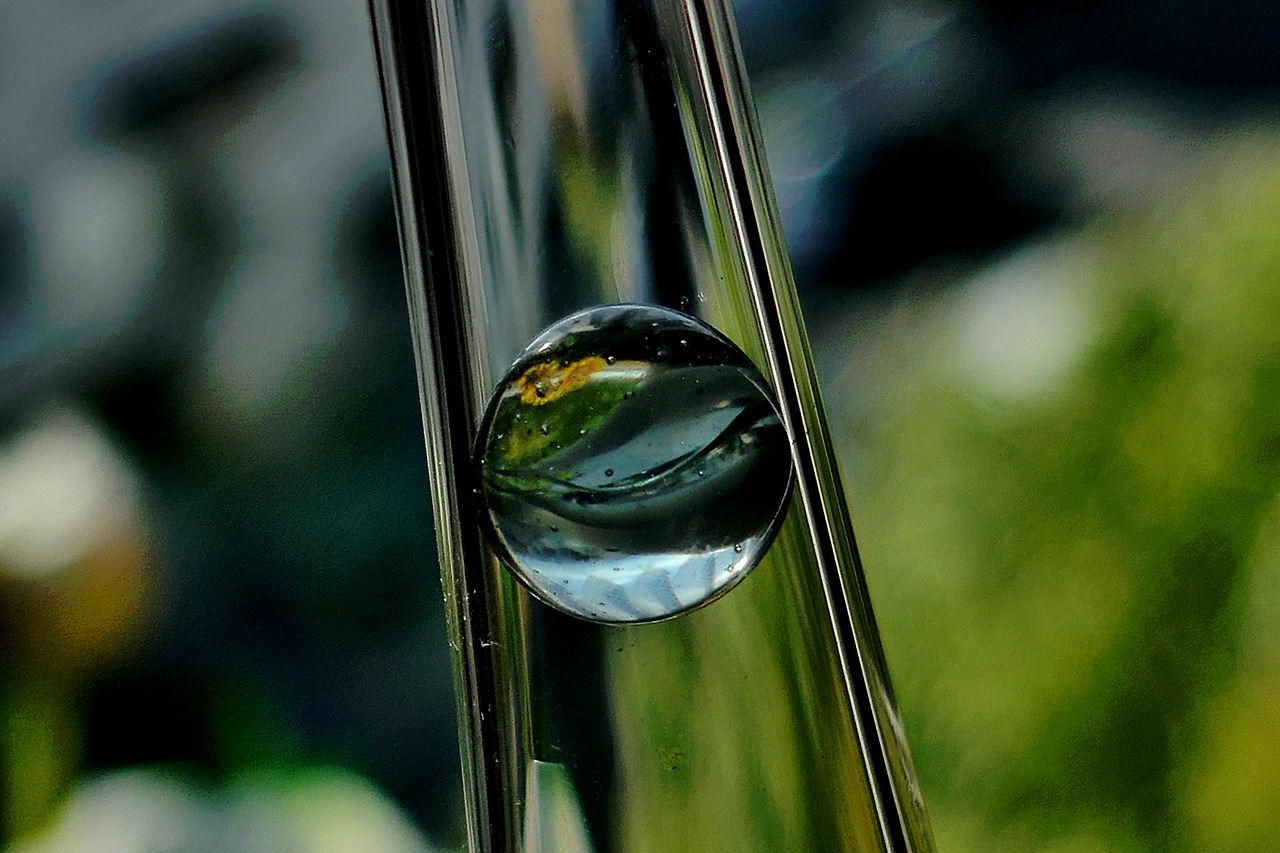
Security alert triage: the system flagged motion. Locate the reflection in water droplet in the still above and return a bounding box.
[476,304,794,624]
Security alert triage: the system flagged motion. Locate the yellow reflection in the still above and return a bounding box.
[517,356,609,406]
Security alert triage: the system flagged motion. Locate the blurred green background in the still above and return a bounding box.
[3,0,1280,851]
[834,137,1280,852]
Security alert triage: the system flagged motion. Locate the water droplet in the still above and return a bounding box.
[476,304,793,624]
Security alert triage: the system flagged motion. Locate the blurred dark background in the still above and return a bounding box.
[3,1,1280,851]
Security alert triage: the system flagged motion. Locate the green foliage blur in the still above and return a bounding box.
[834,135,1280,852]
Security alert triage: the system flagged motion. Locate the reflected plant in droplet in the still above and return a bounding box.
[475,304,794,623]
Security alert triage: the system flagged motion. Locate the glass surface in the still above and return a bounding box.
[369,0,933,849]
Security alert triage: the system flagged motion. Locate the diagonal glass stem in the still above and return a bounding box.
[369,0,935,850]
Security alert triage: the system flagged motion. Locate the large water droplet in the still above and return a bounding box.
[476,304,793,624]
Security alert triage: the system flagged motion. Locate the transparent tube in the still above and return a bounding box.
[368,1,934,850]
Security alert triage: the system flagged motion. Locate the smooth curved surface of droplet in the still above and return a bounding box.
[476,304,793,624]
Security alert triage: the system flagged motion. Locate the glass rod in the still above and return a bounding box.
[369,1,934,850]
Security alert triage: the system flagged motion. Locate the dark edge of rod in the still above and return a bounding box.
[367,2,508,851]
[682,1,915,849]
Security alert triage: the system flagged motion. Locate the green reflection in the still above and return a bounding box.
[605,509,885,853]
[487,355,635,475]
